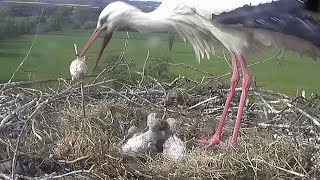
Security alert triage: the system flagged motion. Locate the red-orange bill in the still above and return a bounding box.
[93,31,113,71]
[80,28,103,57]
[80,28,114,72]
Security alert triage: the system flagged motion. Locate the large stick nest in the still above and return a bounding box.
[0,63,319,179]
[0,32,320,179]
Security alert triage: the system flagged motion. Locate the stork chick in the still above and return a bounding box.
[69,44,88,118]
[70,43,87,81]
[121,113,162,157]
[69,56,87,81]
[162,118,186,162]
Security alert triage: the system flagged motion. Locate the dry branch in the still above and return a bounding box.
[92,31,130,84]
[0,39,319,179]
[36,165,95,180]
[138,50,150,87]
[0,98,38,129]
[0,9,44,93]
[187,96,218,110]
[1,73,319,179]
[285,101,320,127]
[154,57,215,77]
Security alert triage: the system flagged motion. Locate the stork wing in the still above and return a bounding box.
[157,0,320,60]
[154,0,236,60]
[155,0,288,60]
[158,0,283,20]
[214,0,320,59]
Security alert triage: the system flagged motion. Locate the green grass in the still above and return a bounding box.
[0,30,319,96]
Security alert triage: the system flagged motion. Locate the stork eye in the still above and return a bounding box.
[99,19,104,26]
[101,16,108,23]
[98,16,107,27]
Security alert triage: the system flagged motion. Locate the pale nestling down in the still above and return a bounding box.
[69,56,87,81]
[121,113,162,157]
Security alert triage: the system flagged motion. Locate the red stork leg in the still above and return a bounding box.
[231,54,251,146]
[196,53,239,146]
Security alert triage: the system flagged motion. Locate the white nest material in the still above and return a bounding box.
[69,56,87,81]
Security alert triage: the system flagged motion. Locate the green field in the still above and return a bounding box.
[0,30,319,96]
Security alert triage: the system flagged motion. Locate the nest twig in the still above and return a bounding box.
[0,31,319,180]
[0,64,319,179]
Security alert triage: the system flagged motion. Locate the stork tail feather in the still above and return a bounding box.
[168,32,175,52]
[244,27,320,60]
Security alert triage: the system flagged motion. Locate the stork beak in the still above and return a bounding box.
[80,27,114,72]
[94,30,113,71]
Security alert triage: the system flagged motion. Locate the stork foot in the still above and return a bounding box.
[195,135,223,147]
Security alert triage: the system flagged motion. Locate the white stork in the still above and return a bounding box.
[80,0,320,146]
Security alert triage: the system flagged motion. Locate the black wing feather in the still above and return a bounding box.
[214,0,320,48]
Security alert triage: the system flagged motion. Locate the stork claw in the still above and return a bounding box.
[195,136,223,147]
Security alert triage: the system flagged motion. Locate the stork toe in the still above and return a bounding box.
[195,135,223,147]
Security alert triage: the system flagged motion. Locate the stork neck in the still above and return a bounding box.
[127,10,169,33]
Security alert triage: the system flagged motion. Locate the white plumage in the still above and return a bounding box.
[82,0,320,63]
[80,0,320,146]
[69,56,87,81]
[162,118,186,162]
[121,113,161,157]
[157,0,279,18]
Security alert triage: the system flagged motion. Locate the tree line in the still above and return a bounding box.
[0,3,155,40]
[0,5,102,39]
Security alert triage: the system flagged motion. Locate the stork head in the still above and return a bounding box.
[147,113,160,131]
[80,2,137,71]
